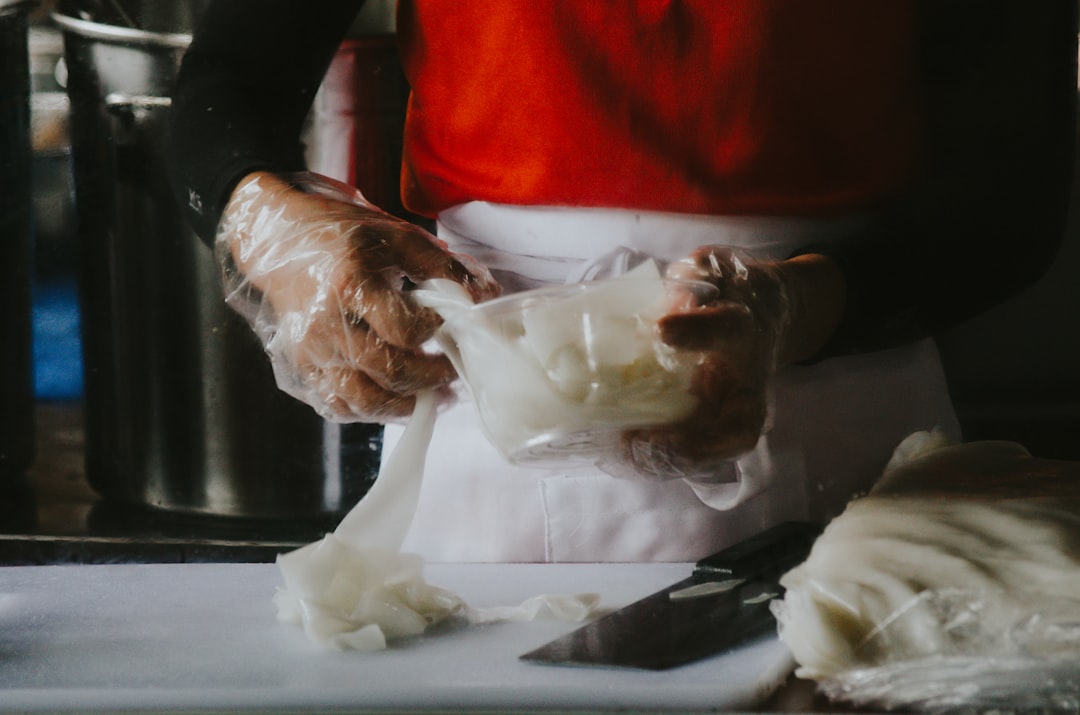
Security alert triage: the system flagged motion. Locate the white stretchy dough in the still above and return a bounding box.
[773,430,1080,684]
[273,391,463,650]
[416,261,701,462]
[274,287,600,651]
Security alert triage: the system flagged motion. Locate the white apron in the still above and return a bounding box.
[385,202,961,563]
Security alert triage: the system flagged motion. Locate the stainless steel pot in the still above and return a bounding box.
[29,24,78,280]
[0,0,37,480]
[53,0,382,522]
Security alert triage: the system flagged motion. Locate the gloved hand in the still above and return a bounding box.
[215,171,500,422]
[611,246,793,482]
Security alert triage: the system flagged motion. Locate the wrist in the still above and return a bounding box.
[775,253,847,365]
[220,170,284,269]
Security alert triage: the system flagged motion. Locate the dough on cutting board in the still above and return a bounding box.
[773,430,1080,683]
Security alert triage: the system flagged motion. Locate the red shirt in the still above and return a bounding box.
[397,1,923,220]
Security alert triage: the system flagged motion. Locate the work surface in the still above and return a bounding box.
[0,561,801,714]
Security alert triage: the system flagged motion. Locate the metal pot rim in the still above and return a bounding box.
[0,0,36,17]
[51,10,191,48]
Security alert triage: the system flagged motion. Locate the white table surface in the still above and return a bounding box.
[0,561,796,713]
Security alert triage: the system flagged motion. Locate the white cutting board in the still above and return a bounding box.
[0,562,795,713]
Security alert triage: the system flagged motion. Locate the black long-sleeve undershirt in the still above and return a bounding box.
[167,0,1076,361]
[167,0,364,243]
[802,0,1077,357]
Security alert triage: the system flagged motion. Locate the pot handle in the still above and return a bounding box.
[103,92,171,141]
[102,93,173,187]
[104,92,172,112]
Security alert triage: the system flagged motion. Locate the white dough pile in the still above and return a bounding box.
[419,260,703,462]
[274,536,464,651]
[772,430,1080,711]
[274,303,599,651]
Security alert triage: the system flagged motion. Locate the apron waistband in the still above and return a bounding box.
[437,201,870,286]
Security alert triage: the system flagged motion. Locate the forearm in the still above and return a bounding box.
[167,0,364,244]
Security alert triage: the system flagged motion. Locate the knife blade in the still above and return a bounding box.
[519,521,821,670]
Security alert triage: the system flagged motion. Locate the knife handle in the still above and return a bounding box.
[692,521,821,582]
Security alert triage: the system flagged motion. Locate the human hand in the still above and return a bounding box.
[610,246,793,482]
[215,171,500,422]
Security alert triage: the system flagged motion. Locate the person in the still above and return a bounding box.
[167,1,1076,562]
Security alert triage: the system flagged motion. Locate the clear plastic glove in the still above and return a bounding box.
[215,171,500,422]
[611,246,791,482]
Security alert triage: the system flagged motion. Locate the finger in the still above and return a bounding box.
[340,321,459,395]
[667,246,750,301]
[345,272,442,349]
[371,222,500,302]
[657,302,754,351]
[343,226,496,348]
[664,258,706,284]
[620,390,767,476]
[693,245,747,283]
[306,303,457,394]
[313,363,418,422]
[279,310,455,418]
[661,278,716,313]
[268,336,416,423]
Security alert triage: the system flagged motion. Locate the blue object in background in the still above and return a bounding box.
[32,277,83,401]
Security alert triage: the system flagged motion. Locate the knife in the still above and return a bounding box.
[519,521,821,670]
